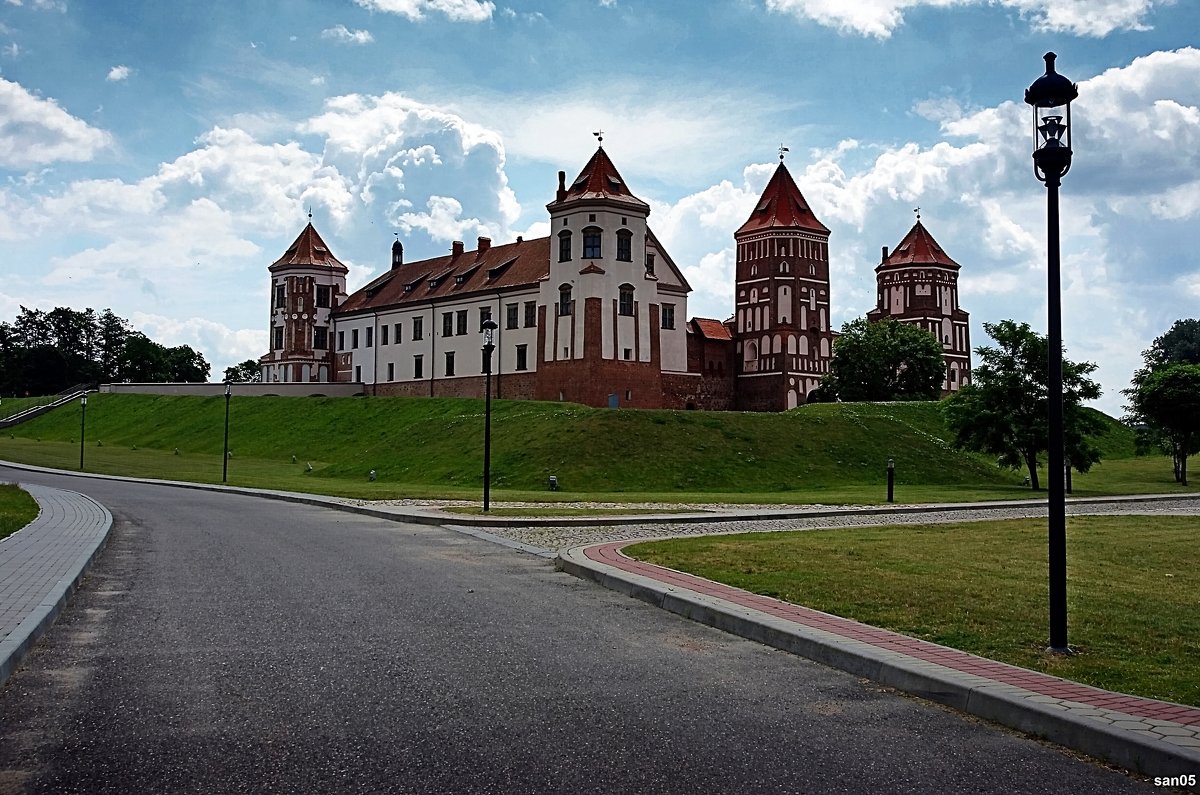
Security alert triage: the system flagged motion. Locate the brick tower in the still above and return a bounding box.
[866,217,971,393]
[259,221,348,383]
[733,157,833,410]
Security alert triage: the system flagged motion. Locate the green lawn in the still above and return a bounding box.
[2,392,1189,503]
[0,483,39,541]
[628,516,1200,707]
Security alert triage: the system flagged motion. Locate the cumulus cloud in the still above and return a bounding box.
[0,78,111,167]
[106,65,132,82]
[352,0,495,23]
[320,24,375,44]
[764,0,1170,38]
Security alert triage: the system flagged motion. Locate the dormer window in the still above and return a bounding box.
[558,230,572,262]
[583,227,602,259]
[616,229,632,262]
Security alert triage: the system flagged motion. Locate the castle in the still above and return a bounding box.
[259,146,970,410]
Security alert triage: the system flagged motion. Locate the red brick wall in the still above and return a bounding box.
[371,372,537,400]
[736,373,789,412]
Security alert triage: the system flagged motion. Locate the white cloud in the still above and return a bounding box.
[130,312,267,375]
[320,24,375,45]
[764,0,1171,38]
[353,0,495,23]
[106,65,132,82]
[2,42,18,58]
[0,78,111,168]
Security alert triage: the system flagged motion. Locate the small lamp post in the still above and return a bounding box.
[887,458,895,503]
[79,394,87,470]
[222,381,232,484]
[481,319,498,512]
[1025,51,1078,654]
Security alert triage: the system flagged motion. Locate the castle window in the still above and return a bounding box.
[456,310,468,335]
[445,351,455,377]
[413,355,423,379]
[618,284,634,316]
[506,303,519,330]
[524,301,537,327]
[442,312,453,337]
[559,285,574,316]
[365,327,373,348]
[661,303,675,330]
[273,326,284,350]
[274,285,285,309]
[479,306,492,332]
[623,348,632,360]
[516,344,528,371]
[380,324,389,346]
[355,365,361,382]
[316,285,331,308]
[337,330,345,351]
[589,214,596,222]
[314,327,328,350]
[412,316,424,341]
[558,230,572,262]
[387,362,394,382]
[583,227,602,259]
[616,229,633,262]
[645,252,655,275]
[394,323,403,344]
[351,329,359,349]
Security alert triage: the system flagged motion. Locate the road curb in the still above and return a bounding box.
[557,544,1200,781]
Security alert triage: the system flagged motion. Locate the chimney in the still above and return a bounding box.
[477,236,491,253]
[391,237,404,270]
[452,240,464,257]
[516,235,523,244]
[881,246,889,262]
[556,170,567,202]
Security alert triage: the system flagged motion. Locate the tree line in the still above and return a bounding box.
[0,306,211,396]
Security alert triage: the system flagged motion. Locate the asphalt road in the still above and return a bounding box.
[0,468,1151,794]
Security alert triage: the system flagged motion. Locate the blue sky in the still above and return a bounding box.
[1,0,1197,414]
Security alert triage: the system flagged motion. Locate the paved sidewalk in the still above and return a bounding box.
[0,484,113,688]
[559,540,1200,782]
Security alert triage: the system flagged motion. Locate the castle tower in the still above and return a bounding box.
[259,221,348,383]
[733,159,832,410]
[866,219,971,393]
[533,143,671,407]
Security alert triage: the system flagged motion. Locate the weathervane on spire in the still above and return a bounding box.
[307,206,313,221]
[914,206,921,222]
[593,130,604,147]
[779,144,789,162]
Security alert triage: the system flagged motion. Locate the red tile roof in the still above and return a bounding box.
[269,222,349,273]
[736,162,829,236]
[692,317,733,341]
[551,146,649,212]
[335,237,550,316]
[880,221,960,270]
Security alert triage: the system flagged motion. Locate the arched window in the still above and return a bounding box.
[558,284,573,316]
[583,226,602,259]
[616,229,633,262]
[558,230,572,262]
[618,284,634,316]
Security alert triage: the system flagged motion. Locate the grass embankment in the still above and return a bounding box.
[0,392,1187,502]
[0,396,58,422]
[0,483,39,541]
[628,516,1200,707]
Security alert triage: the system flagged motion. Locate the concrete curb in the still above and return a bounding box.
[0,486,113,689]
[557,545,1200,781]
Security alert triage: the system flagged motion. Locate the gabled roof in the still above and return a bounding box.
[335,237,550,316]
[879,221,960,270]
[736,162,829,237]
[549,146,649,212]
[691,317,733,341]
[269,222,349,273]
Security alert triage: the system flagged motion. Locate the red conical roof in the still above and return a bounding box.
[551,146,649,211]
[736,161,829,236]
[269,222,348,273]
[880,221,959,270]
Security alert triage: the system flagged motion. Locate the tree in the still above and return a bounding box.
[164,345,211,382]
[943,320,1103,490]
[1126,364,1200,485]
[820,318,946,401]
[224,360,263,383]
[1123,319,1200,482]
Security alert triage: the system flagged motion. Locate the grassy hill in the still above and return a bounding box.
[0,392,1167,503]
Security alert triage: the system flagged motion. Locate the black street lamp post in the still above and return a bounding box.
[79,394,87,471]
[481,319,498,512]
[1025,51,1078,654]
[887,458,895,503]
[222,382,232,484]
